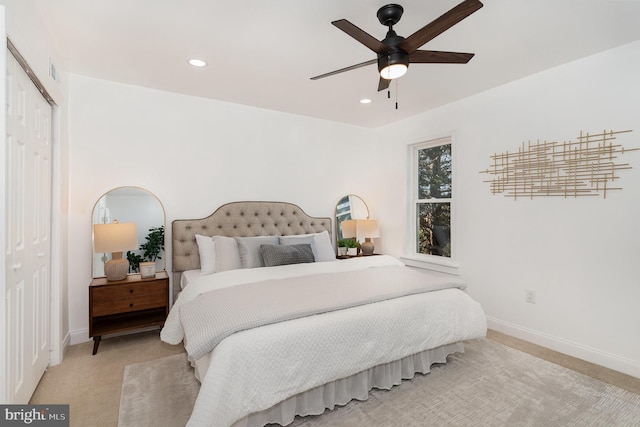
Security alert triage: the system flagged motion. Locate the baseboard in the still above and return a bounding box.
[48,331,71,366]
[487,317,640,379]
[61,331,70,355]
[69,328,90,346]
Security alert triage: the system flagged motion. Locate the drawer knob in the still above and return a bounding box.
[129,289,134,293]
[129,303,133,308]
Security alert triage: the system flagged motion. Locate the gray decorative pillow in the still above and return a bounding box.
[235,236,279,268]
[279,231,335,262]
[259,244,315,267]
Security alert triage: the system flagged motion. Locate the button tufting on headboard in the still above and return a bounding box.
[172,201,332,275]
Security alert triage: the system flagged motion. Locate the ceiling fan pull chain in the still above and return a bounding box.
[387,90,391,99]
[395,80,399,110]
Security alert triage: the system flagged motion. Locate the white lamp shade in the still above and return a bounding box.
[341,219,357,239]
[341,219,380,240]
[93,222,138,253]
[357,219,380,239]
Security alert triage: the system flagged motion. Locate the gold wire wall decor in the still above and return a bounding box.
[480,129,639,199]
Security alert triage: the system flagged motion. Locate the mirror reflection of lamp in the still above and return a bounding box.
[93,221,138,281]
[341,219,380,256]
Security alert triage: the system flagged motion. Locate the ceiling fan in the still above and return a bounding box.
[311,0,483,91]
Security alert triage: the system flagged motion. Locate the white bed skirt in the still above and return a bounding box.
[230,341,464,427]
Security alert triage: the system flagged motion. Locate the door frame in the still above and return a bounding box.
[2,19,65,401]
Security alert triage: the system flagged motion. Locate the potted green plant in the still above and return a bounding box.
[129,226,165,277]
[127,251,144,273]
[345,238,359,256]
[337,238,349,256]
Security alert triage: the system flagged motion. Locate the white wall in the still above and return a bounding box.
[67,74,377,343]
[374,41,640,377]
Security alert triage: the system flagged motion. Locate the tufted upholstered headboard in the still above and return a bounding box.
[172,201,332,292]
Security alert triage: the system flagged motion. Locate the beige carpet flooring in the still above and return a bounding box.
[29,330,184,427]
[30,330,640,427]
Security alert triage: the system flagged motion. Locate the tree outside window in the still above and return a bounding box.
[414,140,452,258]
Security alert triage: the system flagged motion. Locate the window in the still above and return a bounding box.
[409,137,454,261]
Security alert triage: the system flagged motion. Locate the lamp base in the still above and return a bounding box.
[361,238,375,256]
[105,257,129,281]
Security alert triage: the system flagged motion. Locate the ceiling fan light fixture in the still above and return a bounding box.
[378,50,409,80]
[380,63,407,80]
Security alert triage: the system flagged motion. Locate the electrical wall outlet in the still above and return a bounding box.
[526,289,536,304]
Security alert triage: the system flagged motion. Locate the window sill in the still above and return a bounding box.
[400,255,460,276]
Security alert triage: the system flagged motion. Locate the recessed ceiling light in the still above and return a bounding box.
[360,98,372,104]
[188,59,207,67]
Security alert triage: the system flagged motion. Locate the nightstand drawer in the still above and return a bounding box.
[92,281,167,316]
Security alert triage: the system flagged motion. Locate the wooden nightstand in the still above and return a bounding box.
[336,253,380,259]
[89,271,169,355]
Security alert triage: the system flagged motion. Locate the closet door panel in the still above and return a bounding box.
[5,50,52,404]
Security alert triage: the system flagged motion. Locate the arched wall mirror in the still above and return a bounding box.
[92,187,166,278]
[335,194,369,241]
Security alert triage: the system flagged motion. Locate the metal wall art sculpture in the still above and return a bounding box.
[480,129,638,199]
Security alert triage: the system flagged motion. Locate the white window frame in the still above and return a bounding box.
[402,135,459,275]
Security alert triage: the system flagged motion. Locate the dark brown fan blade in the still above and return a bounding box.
[378,77,390,92]
[399,0,483,54]
[409,50,475,64]
[332,19,393,55]
[310,59,377,80]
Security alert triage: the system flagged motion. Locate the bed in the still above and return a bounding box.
[161,201,486,427]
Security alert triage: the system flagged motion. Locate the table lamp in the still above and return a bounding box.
[93,221,138,281]
[341,219,380,256]
[356,219,380,255]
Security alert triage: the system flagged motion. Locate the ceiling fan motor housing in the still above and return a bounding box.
[378,31,409,76]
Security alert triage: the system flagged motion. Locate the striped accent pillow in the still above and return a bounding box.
[259,244,315,267]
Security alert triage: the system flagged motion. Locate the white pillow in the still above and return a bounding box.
[279,230,335,262]
[212,235,242,272]
[195,234,217,275]
[235,236,279,268]
[194,234,241,275]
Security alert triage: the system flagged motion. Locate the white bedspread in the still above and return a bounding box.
[161,256,487,427]
[162,255,405,344]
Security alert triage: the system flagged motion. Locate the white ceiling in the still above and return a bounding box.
[34,0,640,128]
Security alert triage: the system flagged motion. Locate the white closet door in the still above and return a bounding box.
[5,50,52,404]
